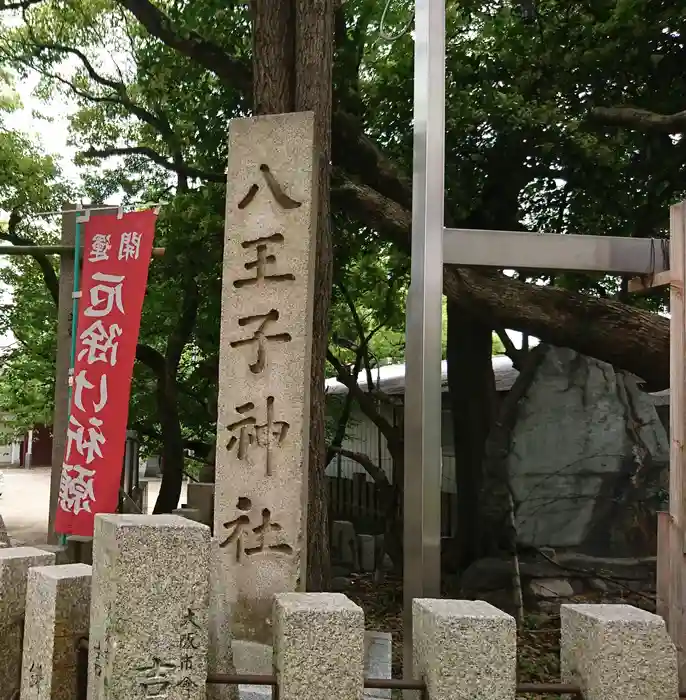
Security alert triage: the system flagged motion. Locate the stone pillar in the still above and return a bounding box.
[561,604,678,700]
[274,593,364,700]
[66,534,93,565]
[34,543,70,564]
[213,112,318,647]
[173,507,203,523]
[138,478,150,513]
[412,599,516,700]
[20,563,91,700]
[88,514,210,700]
[187,482,215,528]
[0,547,56,700]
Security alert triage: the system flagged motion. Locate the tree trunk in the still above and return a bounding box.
[150,272,199,513]
[252,0,334,590]
[479,346,546,556]
[445,302,496,571]
[295,0,335,591]
[152,373,185,513]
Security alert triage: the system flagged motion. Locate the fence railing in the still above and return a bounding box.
[327,474,457,537]
[76,634,589,700]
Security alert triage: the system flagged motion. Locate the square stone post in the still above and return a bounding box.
[561,604,678,700]
[412,599,516,700]
[88,514,210,700]
[66,535,93,564]
[213,111,318,649]
[274,593,364,700]
[0,547,56,700]
[20,563,91,699]
[187,482,214,528]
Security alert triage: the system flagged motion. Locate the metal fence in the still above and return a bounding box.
[327,474,457,537]
[74,636,593,699]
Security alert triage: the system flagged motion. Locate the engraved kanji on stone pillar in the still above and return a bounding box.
[213,111,318,663]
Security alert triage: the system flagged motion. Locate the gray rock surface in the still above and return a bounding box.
[507,346,668,554]
[213,112,318,648]
[273,593,364,700]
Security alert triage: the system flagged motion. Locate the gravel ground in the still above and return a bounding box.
[0,466,183,544]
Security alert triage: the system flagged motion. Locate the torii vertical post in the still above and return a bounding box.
[403,0,444,678]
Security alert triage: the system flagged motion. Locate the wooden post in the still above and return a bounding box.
[665,201,686,684]
[47,204,76,543]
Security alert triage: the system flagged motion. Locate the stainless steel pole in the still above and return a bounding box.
[403,0,445,680]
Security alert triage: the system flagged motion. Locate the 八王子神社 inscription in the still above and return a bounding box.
[213,112,318,651]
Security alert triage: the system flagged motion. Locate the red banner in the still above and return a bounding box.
[54,210,156,536]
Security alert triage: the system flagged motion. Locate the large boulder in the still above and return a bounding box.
[507,346,668,556]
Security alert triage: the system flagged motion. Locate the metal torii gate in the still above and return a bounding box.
[404,0,683,678]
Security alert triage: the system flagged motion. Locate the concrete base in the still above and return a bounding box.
[231,631,391,700]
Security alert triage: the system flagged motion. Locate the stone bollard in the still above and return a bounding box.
[412,599,516,700]
[88,514,211,700]
[20,563,92,699]
[0,547,56,700]
[561,604,678,700]
[187,482,215,529]
[173,506,203,523]
[274,593,364,700]
[66,534,93,565]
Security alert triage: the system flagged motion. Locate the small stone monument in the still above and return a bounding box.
[21,563,92,699]
[0,547,56,700]
[213,110,318,656]
[87,514,210,700]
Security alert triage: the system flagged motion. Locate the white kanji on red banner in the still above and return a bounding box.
[84,273,125,317]
[88,234,112,263]
[73,370,108,413]
[55,209,157,537]
[58,463,96,515]
[66,414,106,464]
[78,320,122,365]
[118,232,142,261]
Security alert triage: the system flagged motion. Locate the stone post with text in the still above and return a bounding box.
[213,111,318,649]
[87,514,210,700]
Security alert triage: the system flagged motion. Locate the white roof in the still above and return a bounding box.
[325,354,669,403]
[325,355,518,395]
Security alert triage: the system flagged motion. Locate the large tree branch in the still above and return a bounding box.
[136,343,166,378]
[112,0,409,209]
[591,106,686,134]
[1,210,59,305]
[109,0,670,391]
[326,349,403,456]
[328,446,390,486]
[166,272,199,372]
[333,172,670,390]
[81,146,225,183]
[18,25,204,184]
[114,0,251,94]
